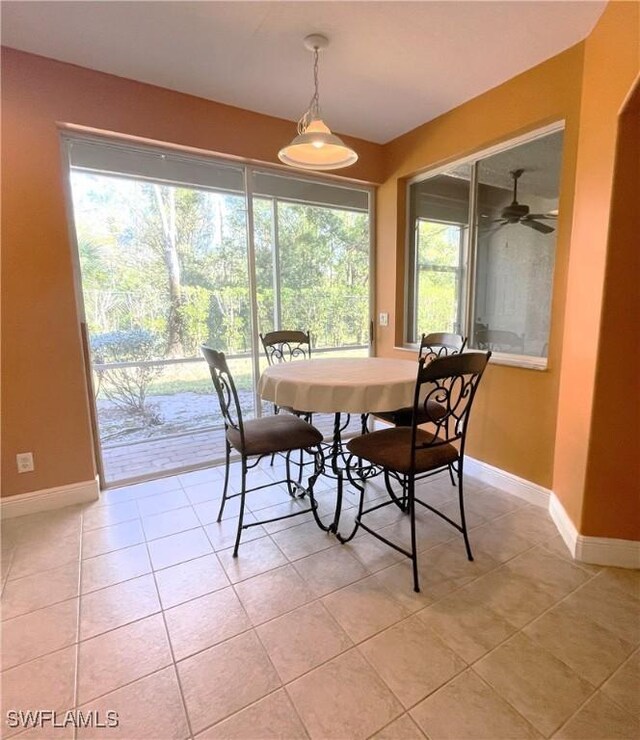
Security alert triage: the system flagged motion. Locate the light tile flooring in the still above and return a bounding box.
[1,460,639,739]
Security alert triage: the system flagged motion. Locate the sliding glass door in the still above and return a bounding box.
[65,137,372,486]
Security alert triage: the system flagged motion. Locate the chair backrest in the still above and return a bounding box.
[201,346,245,445]
[260,330,311,366]
[418,332,467,361]
[409,351,491,468]
[475,329,524,354]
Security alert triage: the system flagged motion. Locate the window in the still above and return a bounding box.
[406,165,471,339]
[65,135,372,485]
[405,128,563,366]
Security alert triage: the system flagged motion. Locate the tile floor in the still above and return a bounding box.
[1,459,639,739]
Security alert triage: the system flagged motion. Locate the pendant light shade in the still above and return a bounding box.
[278,35,358,171]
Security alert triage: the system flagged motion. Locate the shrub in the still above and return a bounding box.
[91,329,163,415]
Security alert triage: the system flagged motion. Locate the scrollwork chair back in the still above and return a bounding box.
[260,330,311,365]
[201,346,244,448]
[418,332,468,363]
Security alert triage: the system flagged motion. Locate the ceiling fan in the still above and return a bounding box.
[490,169,557,234]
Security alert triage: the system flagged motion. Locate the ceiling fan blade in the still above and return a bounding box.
[526,213,557,220]
[521,219,555,234]
[490,218,509,224]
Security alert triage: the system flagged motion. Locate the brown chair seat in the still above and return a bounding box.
[375,399,446,427]
[347,427,458,474]
[227,414,323,457]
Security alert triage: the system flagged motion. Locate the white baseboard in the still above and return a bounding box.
[549,492,640,569]
[464,456,551,508]
[0,477,100,519]
[548,493,579,555]
[464,456,638,569]
[577,536,640,569]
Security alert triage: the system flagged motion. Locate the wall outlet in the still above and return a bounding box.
[379,312,389,327]
[16,452,34,473]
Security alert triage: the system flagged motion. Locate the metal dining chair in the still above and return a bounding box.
[260,330,312,365]
[259,329,313,421]
[202,346,326,556]
[375,332,467,428]
[342,351,491,592]
[418,332,467,359]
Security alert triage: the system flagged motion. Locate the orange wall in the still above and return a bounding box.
[552,1,640,536]
[580,86,640,538]
[377,44,585,489]
[0,48,384,497]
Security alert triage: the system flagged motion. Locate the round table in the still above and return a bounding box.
[258,357,418,414]
[258,357,418,533]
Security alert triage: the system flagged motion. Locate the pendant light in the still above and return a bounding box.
[278,34,358,171]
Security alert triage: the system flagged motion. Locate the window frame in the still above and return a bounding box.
[402,121,565,370]
[412,217,466,338]
[61,130,376,487]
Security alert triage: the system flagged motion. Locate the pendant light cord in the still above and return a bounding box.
[298,46,321,135]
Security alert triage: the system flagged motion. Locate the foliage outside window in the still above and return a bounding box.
[68,140,371,475]
[406,128,564,364]
[73,174,369,360]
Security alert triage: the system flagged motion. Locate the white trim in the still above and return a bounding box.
[406,120,565,186]
[0,478,100,520]
[393,345,548,370]
[576,536,640,570]
[548,492,579,555]
[487,353,548,371]
[549,492,640,569]
[464,456,551,508]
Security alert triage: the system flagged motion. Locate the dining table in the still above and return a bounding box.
[258,356,418,534]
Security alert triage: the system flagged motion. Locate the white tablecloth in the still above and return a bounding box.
[258,357,418,414]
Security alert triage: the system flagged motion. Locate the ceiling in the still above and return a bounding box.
[449,130,564,198]
[1,1,605,144]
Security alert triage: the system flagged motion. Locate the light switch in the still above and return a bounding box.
[379,312,389,327]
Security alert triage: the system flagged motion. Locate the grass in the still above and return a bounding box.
[96,346,368,400]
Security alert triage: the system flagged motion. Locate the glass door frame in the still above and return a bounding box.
[61,131,376,488]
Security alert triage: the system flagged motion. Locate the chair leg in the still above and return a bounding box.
[337,455,366,543]
[384,470,407,512]
[448,463,456,487]
[216,440,231,522]
[285,451,296,497]
[270,405,280,467]
[407,475,420,592]
[360,413,369,435]
[457,464,474,562]
[233,456,248,557]
[402,476,408,511]
[307,446,328,531]
[297,447,304,488]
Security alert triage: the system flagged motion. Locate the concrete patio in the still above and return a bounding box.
[102,412,366,485]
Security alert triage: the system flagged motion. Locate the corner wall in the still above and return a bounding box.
[377,44,585,489]
[552,1,640,539]
[0,48,384,498]
[580,83,640,539]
